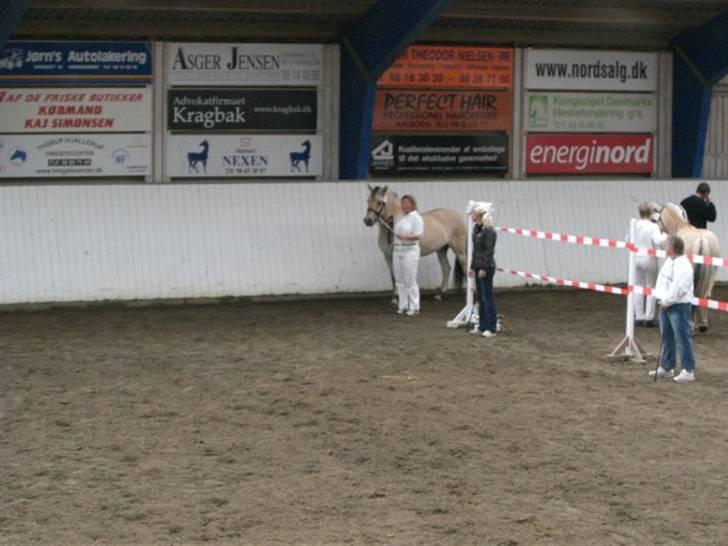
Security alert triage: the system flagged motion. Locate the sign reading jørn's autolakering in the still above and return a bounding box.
[167,89,317,131]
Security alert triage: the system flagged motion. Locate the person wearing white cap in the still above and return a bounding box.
[393,194,424,316]
[469,202,498,337]
[633,202,667,327]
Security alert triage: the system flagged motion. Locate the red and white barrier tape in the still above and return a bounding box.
[497,267,728,312]
[497,225,728,269]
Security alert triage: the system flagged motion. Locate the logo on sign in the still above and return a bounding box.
[187,140,210,174]
[0,49,23,70]
[289,140,312,173]
[112,149,129,165]
[371,139,394,162]
[9,147,28,166]
[528,95,548,128]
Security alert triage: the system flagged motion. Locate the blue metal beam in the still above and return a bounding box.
[670,9,728,177]
[1,0,32,49]
[339,0,452,179]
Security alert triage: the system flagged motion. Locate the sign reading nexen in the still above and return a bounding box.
[525,134,653,174]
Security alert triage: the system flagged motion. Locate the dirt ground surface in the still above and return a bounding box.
[1,286,727,546]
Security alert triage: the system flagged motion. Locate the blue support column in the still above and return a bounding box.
[339,0,452,179]
[671,10,728,177]
[1,0,32,48]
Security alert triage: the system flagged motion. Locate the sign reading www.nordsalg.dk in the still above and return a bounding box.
[525,134,653,175]
[525,50,657,92]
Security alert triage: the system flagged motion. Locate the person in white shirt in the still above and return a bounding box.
[393,194,424,316]
[633,202,667,327]
[649,236,696,383]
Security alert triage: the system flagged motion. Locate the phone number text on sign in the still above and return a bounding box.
[378,46,513,90]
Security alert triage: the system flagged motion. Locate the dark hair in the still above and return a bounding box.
[401,194,417,210]
[696,182,711,194]
[669,235,685,255]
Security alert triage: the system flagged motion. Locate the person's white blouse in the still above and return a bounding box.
[394,211,424,246]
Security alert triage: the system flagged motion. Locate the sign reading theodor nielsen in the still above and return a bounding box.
[525,92,656,133]
[166,43,323,86]
[167,89,317,131]
[373,89,512,133]
[378,46,513,90]
[369,134,508,176]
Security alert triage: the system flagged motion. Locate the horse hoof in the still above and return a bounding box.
[698,325,709,333]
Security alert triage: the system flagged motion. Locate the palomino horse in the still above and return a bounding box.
[363,185,467,301]
[657,202,721,332]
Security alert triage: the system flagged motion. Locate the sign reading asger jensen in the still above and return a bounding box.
[167,89,317,131]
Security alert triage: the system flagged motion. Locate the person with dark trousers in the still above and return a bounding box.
[680,182,716,229]
[469,202,498,338]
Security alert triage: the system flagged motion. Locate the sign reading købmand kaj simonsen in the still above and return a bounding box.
[166,43,323,86]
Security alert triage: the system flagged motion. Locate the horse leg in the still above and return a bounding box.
[435,247,452,300]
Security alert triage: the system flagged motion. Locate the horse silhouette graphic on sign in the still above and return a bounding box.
[290,140,311,173]
[187,140,209,174]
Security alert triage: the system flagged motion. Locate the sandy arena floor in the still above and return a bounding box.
[1,287,727,545]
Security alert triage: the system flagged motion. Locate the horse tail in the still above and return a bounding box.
[453,256,465,290]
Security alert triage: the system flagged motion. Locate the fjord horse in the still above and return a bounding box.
[658,202,721,332]
[364,185,467,302]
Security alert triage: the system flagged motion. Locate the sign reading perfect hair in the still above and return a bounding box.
[525,133,654,174]
[167,89,317,131]
[525,49,657,92]
[525,92,657,133]
[378,46,513,90]
[0,134,151,178]
[0,88,152,133]
[166,43,323,86]
[373,89,513,133]
[166,134,322,178]
[369,134,508,177]
[0,41,152,84]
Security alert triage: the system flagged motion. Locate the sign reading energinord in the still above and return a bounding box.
[167,89,317,131]
[369,134,508,177]
[378,46,513,90]
[373,89,513,133]
[166,134,322,178]
[166,43,323,86]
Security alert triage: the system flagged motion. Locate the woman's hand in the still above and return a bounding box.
[477,270,486,278]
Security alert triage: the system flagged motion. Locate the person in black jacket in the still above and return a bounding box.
[469,203,498,338]
[680,182,716,229]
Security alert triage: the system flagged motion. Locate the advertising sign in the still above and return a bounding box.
[166,134,322,178]
[378,45,513,90]
[0,41,152,84]
[525,92,656,133]
[369,134,508,176]
[525,134,653,174]
[0,134,151,178]
[373,89,512,133]
[167,89,316,131]
[0,87,152,133]
[166,43,323,86]
[525,49,657,92]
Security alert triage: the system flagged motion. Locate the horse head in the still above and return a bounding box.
[657,202,688,235]
[364,184,397,227]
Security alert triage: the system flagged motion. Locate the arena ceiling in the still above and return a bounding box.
[12,0,728,50]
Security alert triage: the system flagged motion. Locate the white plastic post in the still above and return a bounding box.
[607,218,649,362]
[446,206,476,328]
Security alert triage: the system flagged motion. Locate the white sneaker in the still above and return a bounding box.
[469,326,481,335]
[396,309,405,315]
[648,367,674,379]
[406,309,419,316]
[482,330,496,338]
[673,370,695,383]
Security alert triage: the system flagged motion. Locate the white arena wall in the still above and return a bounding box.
[0,180,726,305]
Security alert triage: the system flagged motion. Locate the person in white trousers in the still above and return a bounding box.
[393,194,424,316]
[633,202,667,327]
